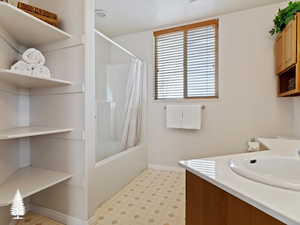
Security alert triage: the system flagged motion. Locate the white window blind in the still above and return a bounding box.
[156,32,184,99]
[154,20,218,100]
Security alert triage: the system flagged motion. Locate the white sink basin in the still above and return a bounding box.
[230,156,300,191]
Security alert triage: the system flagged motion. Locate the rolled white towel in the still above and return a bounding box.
[32,65,51,79]
[10,60,32,75]
[22,48,46,65]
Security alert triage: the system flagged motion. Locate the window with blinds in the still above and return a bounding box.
[154,19,218,99]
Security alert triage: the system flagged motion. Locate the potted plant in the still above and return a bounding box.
[270,1,300,35]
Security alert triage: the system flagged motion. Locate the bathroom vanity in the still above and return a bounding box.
[186,171,284,225]
[180,138,300,225]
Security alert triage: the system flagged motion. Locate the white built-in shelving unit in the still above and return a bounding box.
[0,167,72,207]
[0,127,73,140]
[0,2,73,206]
[0,70,72,88]
[0,2,71,47]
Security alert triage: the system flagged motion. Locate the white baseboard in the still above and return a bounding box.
[148,164,185,172]
[30,204,88,225]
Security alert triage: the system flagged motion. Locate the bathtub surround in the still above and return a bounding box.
[94,32,147,153]
[112,1,294,167]
[85,18,148,220]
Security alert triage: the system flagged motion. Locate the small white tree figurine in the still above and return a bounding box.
[10,189,25,220]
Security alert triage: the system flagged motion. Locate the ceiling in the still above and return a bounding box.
[95,0,285,37]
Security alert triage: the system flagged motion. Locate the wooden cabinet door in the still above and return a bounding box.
[251,208,285,225]
[186,171,286,225]
[275,19,297,74]
[227,195,252,225]
[275,33,284,74]
[227,194,285,225]
[186,172,227,225]
[283,19,297,70]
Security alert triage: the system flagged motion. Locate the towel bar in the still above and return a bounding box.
[163,105,205,110]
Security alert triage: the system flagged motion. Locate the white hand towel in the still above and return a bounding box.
[166,105,203,130]
[181,105,202,130]
[32,65,51,79]
[166,105,183,129]
[22,48,46,65]
[10,60,32,75]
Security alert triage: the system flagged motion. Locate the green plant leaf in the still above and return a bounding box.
[270,1,300,35]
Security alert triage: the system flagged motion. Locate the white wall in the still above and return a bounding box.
[113,2,295,167]
[293,98,300,136]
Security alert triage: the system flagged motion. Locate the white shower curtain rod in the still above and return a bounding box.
[94,28,142,61]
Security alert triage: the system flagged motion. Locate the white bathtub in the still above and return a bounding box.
[88,144,147,218]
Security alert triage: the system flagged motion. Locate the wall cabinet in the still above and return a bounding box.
[275,33,284,74]
[275,14,300,96]
[275,19,297,74]
[186,171,285,225]
[283,19,297,69]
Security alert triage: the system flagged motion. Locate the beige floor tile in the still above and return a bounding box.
[94,169,185,225]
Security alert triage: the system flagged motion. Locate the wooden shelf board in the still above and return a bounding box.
[0,69,72,88]
[277,64,297,76]
[0,167,72,206]
[0,126,73,140]
[0,2,71,47]
[279,89,300,97]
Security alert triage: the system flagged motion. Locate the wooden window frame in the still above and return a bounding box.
[154,19,219,100]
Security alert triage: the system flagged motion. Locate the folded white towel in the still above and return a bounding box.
[166,105,203,130]
[181,105,202,130]
[32,65,51,79]
[166,105,183,129]
[10,60,32,75]
[22,48,45,65]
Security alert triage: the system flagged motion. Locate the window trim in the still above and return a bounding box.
[154,19,219,100]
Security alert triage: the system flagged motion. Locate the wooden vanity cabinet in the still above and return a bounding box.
[186,171,286,225]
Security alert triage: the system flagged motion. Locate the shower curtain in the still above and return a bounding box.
[121,58,146,150]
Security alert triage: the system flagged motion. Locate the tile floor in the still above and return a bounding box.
[18,169,186,225]
[94,169,185,225]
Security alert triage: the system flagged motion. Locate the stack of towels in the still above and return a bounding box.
[10,48,51,79]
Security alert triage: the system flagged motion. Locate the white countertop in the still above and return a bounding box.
[179,138,300,225]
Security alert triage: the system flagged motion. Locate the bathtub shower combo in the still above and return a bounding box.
[94,30,146,163]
